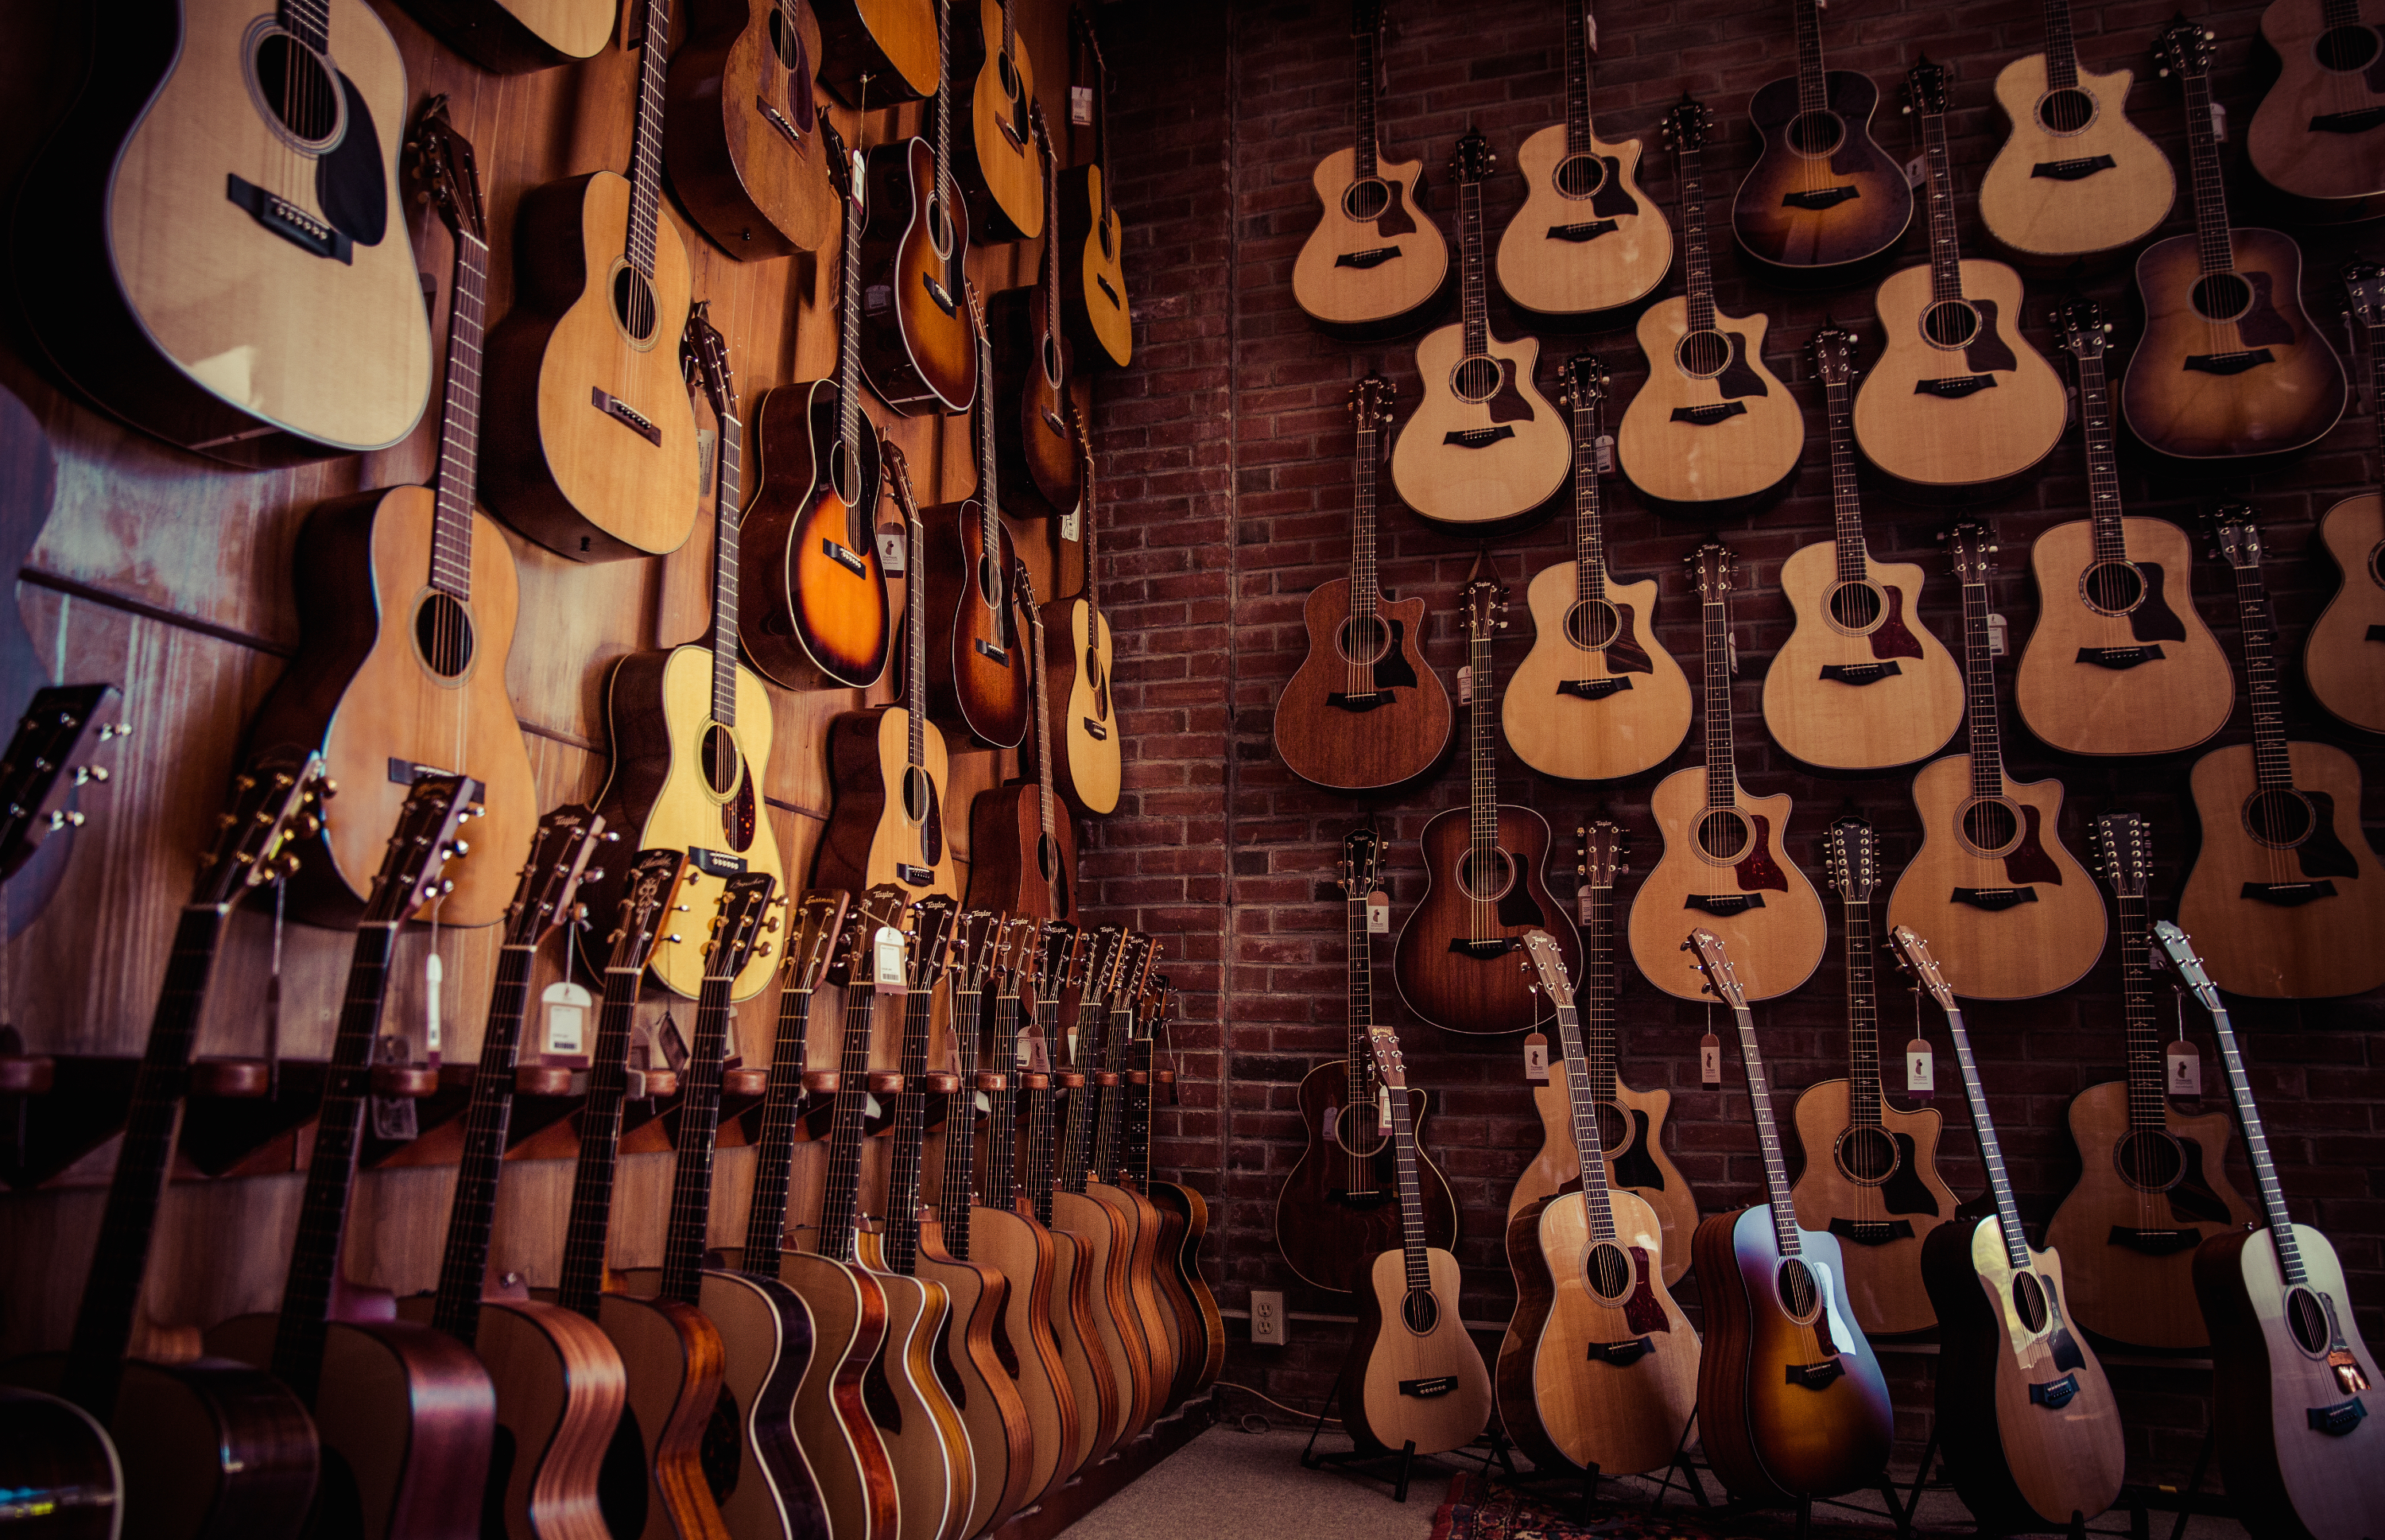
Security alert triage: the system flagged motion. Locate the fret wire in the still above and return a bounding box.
[2042,0,2080,88]
[1826,377,1866,581]
[1549,991,1617,1242]
[1702,582,1735,811]
[1678,145,1716,336]
[745,976,820,1272]
[1960,556,2007,797]
[429,944,539,1342]
[1792,0,1828,115]
[2178,70,2235,277]
[1919,99,1966,305]
[1720,1000,1801,1256]
[1352,11,1379,181]
[816,970,881,1267]
[1937,999,2032,1268]
[556,960,650,1318]
[1563,2,1593,152]
[661,963,739,1307]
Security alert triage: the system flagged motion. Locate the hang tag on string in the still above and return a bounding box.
[1987,613,2010,656]
[878,524,906,576]
[2167,989,2202,1097]
[1701,1003,1723,1086]
[1026,1033,1051,1073]
[1377,1083,1393,1135]
[370,1034,419,1142]
[874,925,908,991]
[1366,890,1390,934]
[656,1013,690,1073]
[1071,84,1093,126]
[1523,1030,1549,1084]
[1592,433,1614,474]
[541,981,592,1065]
[424,950,444,1065]
[1456,664,1473,704]
[1322,1100,1341,1146]
[1906,987,1933,1097]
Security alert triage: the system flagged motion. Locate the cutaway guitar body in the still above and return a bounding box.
[1980,56,2173,263]
[1854,260,2067,490]
[2122,232,2346,460]
[1340,1248,1491,1459]
[739,381,890,692]
[1731,72,1912,277]
[1506,563,1691,782]
[2306,493,2385,734]
[665,0,839,258]
[1390,326,1569,533]
[911,1223,1033,1538]
[1089,1177,1177,1422]
[1277,583,1451,790]
[2250,0,2385,209]
[2015,518,2234,755]
[1508,1074,1694,1288]
[1293,149,1449,336]
[1037,1219,1121,1476]
[1764,546,1962,770]
[1497,126,1670,323]
[1616,300,1803,512]
[1629,773,1826,1004]
[1788,1082,1957,1336]
[1278,1071,1460,1294]
[1146,1180,1223,1403]
[1392,806,1579,1033]
[677,1269,829,1540]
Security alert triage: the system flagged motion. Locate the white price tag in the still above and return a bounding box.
[541,980,593,1063]
[1726,634,1738,673]
[1585,13,1597,49]
[1592,433,1614,474]
[2209,101,2226,142]
[1906,1039,1934,1096]
[425,952,444,1060]
[1322,1102,1340,1146]
[1028,1035,1051,1073]
[2166,1041,2203,1097]
[1367,892,1390,933]
[1904,154,1926,189]
[1376,1084,1393,1133]
[1700,1032,1723,1085]
[1456,664,1472,704]
[878,525,906,576]
[1061,509,1081,543]
[1578,881,1593,925]
[1523,1032,1549,1084]
[1987,612,2009,657]
[1071,84,1093,126]
[874,925,908,992]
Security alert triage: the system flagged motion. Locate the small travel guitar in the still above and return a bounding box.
[1042,400,1120,815]
[2306,260,2385,734]
[1763,325,1963,771]
[987,107,1082,521]
[1340,1026,1495,1459]
[2163,922,2385,1540]
[1618,99,1804,514]
[1392,580,1580,1032]
[2122,18,2347,460]
[1506,356,1692,782]
[1627,545,1827,1004]
[2249,0,2385,213]
[1281,829,1460,1293]
[951,0,1045,242]
[3,750,326,1540]
[1291,0,1449,336]
[10,0,431,466]
[1853,61,2067,492]
[740,122,892,694]
[922,297,1031,751]
[1389,131,1570,533]
[1494,0,1671,324]
[2180,510,2385,999]
[1977,0,2174,262]
[1685,930,1894,1504]
[966,565,1080,919]
[247,99,540,932]
[812,0,939,105]
[1496,929,1699,1479]
[857,0,981,417]
[1060,11,1133,369]
[1894,926,2127,1533]
[1885,524,2106,1001]
[1276,376,1454,791]
[591,307,786,1001]
[1790,818,1957,1337]
[2017,298,2236,755]
[1728,0,1914,277]
[481,0,702,562]
[666,0,839,258]
[1131,977,1223,1404]
[2051,811,2255,1352]
[394,0,612,73]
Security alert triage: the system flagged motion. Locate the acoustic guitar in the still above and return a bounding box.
[2163,923,2385,1540]
[813,0,938,105]
[246,99,539,933]
[1275,376,1453,791]
[1885,523,2106,1001]
[2123,18,2348,460]
[1290,0,1449,337]
[1618,100,1804,515]
[1728,0,1913,278]
[1392,580,1580,1033]
[2306,260,2385,735]
[1504,824,1695,1287]
[481,0,701,562]
[1853,62,2066,492]
[394,0,612,74]
[0,1386,119,1540]
[1280,829,1460,1293]
[2179,510,2385,999]
[666,0,839,258]
[2016,298,2236,756]
[1685,930,1894,1505]
[2051,811,2255,1352]
[1763,325,1962,771]
[1338,1026,1495,1460]
[988,108,1082,521]
[966,565,1079,918]
[3,750,325,1540]
[1494,0,1671,324]
[1496,929,1700,1478]
[951,0,1044,242]
[1789,817,1957,1338]
[922,300,1031,751]
[1977,0,2174,263]
[1042,400,1120,816]
[1388,132,1570,534]
[2249,0,2385,213]
[858,0,980,417]
[10,0,431,466]
[1060,12,1133,369]
[1088,937,1180,1417]
[1507,356,1692,782]
[1627,545,1827,1004]
[1131,978,1224,1405]
[1893,927,2127,1533]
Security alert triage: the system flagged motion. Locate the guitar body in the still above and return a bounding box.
[964,785,1078,920]
[1507,1072,1694,1288]
[1495,1190,1699,1476]
[1036,1220,1120,1476]
[1390,326,1569,532]
[1146,1180,1224,1401]
[1057,165,1131,368]
[0,1387,119,1540]
[920,498,1029,751]
[0,383,56,714]
[1506,561,1692,781]
[910,1235,1033,1538]
[1787,1081,1958,1336]
[595,646,786,1000]
[1292,149,1449,336]
[1922,1220,2127,1529]
[11,0,430,466]
[681,1270,832,1540]
[665,0,839,258]
[481,170,700,562]
[1278,1070,1460,1293]
[966,1206,1077,1504]
[1393,805,1580,1032]
[1338,1248,1491,1459]
[1089,1180,1177,1426]
[1495,125,1671,322]
[2195,1224,2385,1540]
[857,141,978,417]
[2046,1084,2259,1349]
[951,0,1041,242]
[394,0,613,74]
[1763,542,1963,770]
[1690,1206,1893,1502]
[1275,581,1452,790]
[812,706,958,902]
[1731,72,1914,277]
[812,0,937,105]
[739,380,891,692]
[2250,0,2385,208]
[985,287,1080,518]
[1043,597,1120,816]
[1886,754,2105,1001]
[244,487,538,930]
[846,1248,967,1540]
[1628,770,1827,1004]
[2015,517,2235,755]
[768,1253,899,1540]
[1980,54,2174,262]
[587,1292,731,1540]
[2307,492,2385,734]
[1615,299,1804,511]
[1048,1189,1146,1453]
[2178,741,2385,999]
[1854,259,2068,489]
[2121,231,2348,460]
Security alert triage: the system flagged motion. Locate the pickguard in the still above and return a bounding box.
[2007,805,2064,886]
[1878,1131,1939,1215]
[1375,176,1417,240]
[2128,563,2189,643]
[2297,793,2360,880]
[1605,603,1653,674]
[1717,331,1769,401]
[1611,1108,1666,1191]
[1372,619,1421,689]
[1735,814,1790,894]
[2167,1137,2236,1226]
[1484,360,1536,425]
[1812,1258,1855,1358]
[1871,585,1925,661]
[1962,300,2017,374]
[1622,1247,1669,1335]
[1497,871,1550,929]
[1588,158,1639,221]
[2239,273,2299,350]
[317,72,389,249]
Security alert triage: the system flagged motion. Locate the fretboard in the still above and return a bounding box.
[1792,0,1829,114]
[981,982,1026,1216]
[1027,600,1058,883]
[1918,105,1967,305]
[1581,882,1620,1106]
[1343,890,1379,1194]
[626,0,673,281]
[816,975,881,1266]
[1549,990,1618,1238]
[1027,988,1064,1225]
[2369,311,2385,494]
[1844,898,1883,1128]
[1385,1061,1433,1289]
[906,499,929,781]
[2077,347,2128,561]
[1824,374,1869,582]
[555,960,652,1317]
[2224,553,2295,791]
[933,0,956,220]
[658,968,738,1306]
[1958,569,2009,798]
[2177,68,2236,277]
[1721,1001,1801,1255]
[836,191,865,503]
[2195,978,2303,1282]
[940,972,985,1257]
[429,943,539,1344]
[1351,423,1381,619]
[2042,0,2081,89]
[1466,619,1501,892]
[1057,987,1104,1193]
[1570,392,1608,608]
[711,409,744,730]
[1700,584,1738,812]
[428,227,489,604]
[1562,2,1595,153]
[742,975,818,1277]
[1677,145,1717,344]
[1457,178,1490,355]
[1352,17,1380,180]
[2117,891,2166,1132]
[1092,1001,1132,1184]
[883,983,937,1277]
[1937,997,2030,1269]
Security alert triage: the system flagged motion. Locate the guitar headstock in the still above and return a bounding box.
[1085,924,1127,1003]
[192,747,329,908]
[502,805,609,948]
[781,890,853,994]
[1661,94,1711,154]
[1685,927,1747,1009]
[1462,578,1510,639]
[821,118,862,210]
[1349,374,1394,432]
[1561,354,1610,408]
[879,440,924,537]
[1808,323,1860,386]
[906,894,956,994]
[1338,826,1384,899]
[2154,14,2216,82]
[1039,919,1081,1000]
[2053,295,2112,363]
[2150,921,2224,1014]
[995,914,1039,993]
[1689,541,1738,602]
[951,910,1002,996]
[1903,56,1952,116]
[704,872,781,983]
[1887,925,1958,1013]
[1027,95,1052,164]
[1351,0,1383,37]
[2091,809,2151,899]
[1825,816,1879,903]
[406,96,487,245]
[1942,521,1998,584]
[1518,929,1576,1012]
[846,884,912,984]
[2344,259,2385,327]
[1121,932,1160,1007]
[1450,130,1497,185]
[605,848,692,975]
[2205,503,2263,572]
[365,774,477,925]
[1577,820,1624,889]
[1364,1025,1408,1090]
[683,301,736,422]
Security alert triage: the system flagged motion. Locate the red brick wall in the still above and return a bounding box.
[1083,0,2385,1484]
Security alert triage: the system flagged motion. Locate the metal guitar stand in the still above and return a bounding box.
[1297,1387,1420,1502]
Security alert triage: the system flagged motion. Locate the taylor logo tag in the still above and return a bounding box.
[1906,1039,1933,1097]
[2166,1041,2201,1097]
[1701,1032,1723,1086]
[1523,1032,1549,1084]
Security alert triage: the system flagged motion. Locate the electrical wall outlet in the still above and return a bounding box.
[1250,1289,1286,1345]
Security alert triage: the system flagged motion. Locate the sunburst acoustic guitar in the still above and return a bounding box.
[987,106,1083,520]
[921,297,1031,751]
[1728,0,1912,279]
[857,0,980,416]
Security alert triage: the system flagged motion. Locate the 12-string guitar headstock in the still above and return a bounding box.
[1825,816,1878,904]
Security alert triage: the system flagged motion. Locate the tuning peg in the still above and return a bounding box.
[320,779,339,798]
[675,902,693,914]
[754,943,774,960]
[449,840,470,857]
[665,932,684,945]
[72,766,109,785]
[97,722,131,741]
[583,869,606,886]
[47,810,85,830]
[601,830,621,843]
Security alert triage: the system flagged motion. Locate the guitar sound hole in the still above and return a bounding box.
[1336,1102,1388,1157]
[1836,1125,1901,1185]
[926,193,955,258]
[414,592,475,679]
[699,1385,742,1500]
[1584,1241,1633,1303]
[998,50,1022,101]
[700,723,743,798]
[1567,599,1620,651]
[1828,580,1883,633]
[1775,1257,1821,1322]
[1695,808,1752,864]
[1554,153,1607,197]
[902,765,943,865]
[2244,787,2317,848]
[253,30,339,145]
[2285,1286,2330,1355]
[1401,1286,1440,1335]
[1343,178,1392,222]
[1041,335,1065,387]
[1458,847,1518,903]
[1961,798,2020,856]
[2192,272,2255,324]
[1452,356,1502,403]
[2038,87,2096,133]
[1594,1100,1632,1156]
[1337,614,1391,667]
[1677,329,1729,378]
[2081,559,2146,615]
[2115,1128,2186,1193]
[2011,1270,2050,1333]
[1037,832,1061,884]
[766,6,802,68]
[614,266,659,343]
[1923,300,1981,349]
[1786,110,1846,157]
[1099,216,1116,259]
[2317,23,2383,70]
[976,549,1005,609]
[2368,541,2383,589]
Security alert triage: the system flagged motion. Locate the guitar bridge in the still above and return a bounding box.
[385,760,486,802]
[1557,677,1632,700]
[1443,426,1516,448]
[1081,719,1109,741]
[922,271,958,316]
[1450,936,1520,959]
[1588,1336,1654,1366]
[2312,107,2385,133]
[2108,1225,2201,1256]
[2184,350,2275,375]
[1786,1358,1845,1389]
[1915,374,1998,398]
[2031,155,2115,180]
[1325,690,1392,712]
[1334,247,1402,270]
[2077,645,2163,669]
[2030,1373,2080,1409]
[1548,219,1619,242]
[974,638,1009,665]
[1327,1189,1394,1211]
[1953,886,2036,911]
[593,387,663,448]
[1670,401,1747,426]
[2242,880,2337,906]
[1398,1375,1458,1399]
[1685,893,1764,915]
[758,98,805,150]
[1781,186,1859,211]
[897,863,934,887]
[1827,1217,1915,1245]
[2309,1398,2368,1435]
[1098,274,1122,309]
[1819,661,1902,685]
[227,174,353,263]
[820,538,867,576]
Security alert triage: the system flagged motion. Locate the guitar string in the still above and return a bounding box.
[1569,382,1608,697]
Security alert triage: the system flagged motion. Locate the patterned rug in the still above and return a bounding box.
[1429,1472,1896,1540]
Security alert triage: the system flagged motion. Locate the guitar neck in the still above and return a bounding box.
[883,986,937,1276]
[711,409,744,729]
[2042,0,2081,87]
[1843,897,1884,1127]
[2116,891,2167,1131]
[1959,571,2010,796]
[2076,347,2129,559]
[940,978,983,1253]
[2224,553,2296,789]
[742,979,819,1275]
[1384,1061,1434,1288]
[2177,68,2236,276]
[1721,1001,1801,1253]
[906,496,929,774]
[2190,972,2305,1280]
[1570,393,1607,607]
[1057,992,1103,1192]
[1700,587,1738,812]
[1936,995,2032,1267]
[1028,995,1062,1224]
[658,972,738,1305]
[838,194,866,492]
[429,942,540,1344]
[1824,374,1869,580]
[1457,178,1489,355]
[816,979,881,1266]
[1791,0,1829,112]
[1126,1034,1155,1192]
[1352,14,1380,179]
[1549,994,1619,1238]
[982,987,1024,1214]
[1466,618,1499,854]
[427,226,490,603]
[1581,882,1620,1107]
[1562,2,1596,152]
[1344,890,1379,1195]
[1092,1001,1132,1182]
[626,0,673,278]
[933,0,956,210]
[1350,421,1380,618]
[1028,602,1057,868]
[556,960,652,1317]
[1677,143,1716,332]
[1918,105,1967,302]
